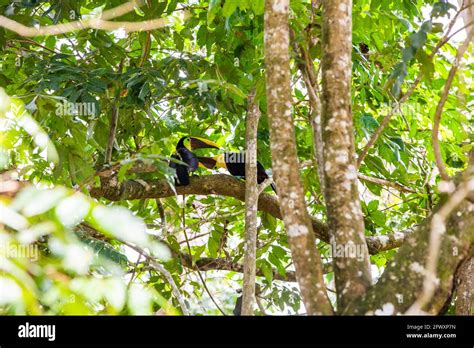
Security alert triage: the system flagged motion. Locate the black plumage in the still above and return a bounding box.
[198,152,277,193]
[169,136,219,186]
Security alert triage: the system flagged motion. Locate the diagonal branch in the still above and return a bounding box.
[290,29,326,198]
[348,191,474,315]
[356,4,472,167]
[357,174,416,193]
[0,1,189,37]
[432,30,473,181]
[348,155,474,314]
[406,177,474,314]
[121,240,190,315]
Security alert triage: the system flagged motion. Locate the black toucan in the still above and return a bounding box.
[198,152,277,193]
[169,136,220,186]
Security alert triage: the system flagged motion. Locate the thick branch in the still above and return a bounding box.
[0,1,189,37]
[348,196,474,315]
[89,174,414,254]
[407,177,474,314]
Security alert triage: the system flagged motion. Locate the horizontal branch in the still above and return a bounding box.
[89,174,413,254]
[0,1,189,37]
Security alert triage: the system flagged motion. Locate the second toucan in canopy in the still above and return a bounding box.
[169,136,220,186]
[198,152,277,193]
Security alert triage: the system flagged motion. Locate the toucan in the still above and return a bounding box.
[198,152,277,193]
[169,136,220,186]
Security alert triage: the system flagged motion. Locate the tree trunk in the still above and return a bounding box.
[455,249,473,315]
[264,0,333,315]
[321,0,372,313]
[241,89,261,315]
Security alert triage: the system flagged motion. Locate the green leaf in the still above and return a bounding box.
[371,210,386,227]
[409,30,427,49]
[251,0,264,15]
[222,0,239,17]
[81,237,128,267]
[259,260,273,283]
[207,0,222,24]
[367,200,379,213]
[416,50,435,78]
[431,1,457,18]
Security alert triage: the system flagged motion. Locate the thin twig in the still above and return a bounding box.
[122,241,190,315]
[358,174,416,193]
[290,28,326,197]
[137,0,153,67]
[432,31,473,181]
[105,60,124,164]
[356,5,471,167]
[181,197,227,315]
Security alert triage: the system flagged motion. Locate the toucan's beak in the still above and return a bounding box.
[197,156,217,169]
[190,137,220,150]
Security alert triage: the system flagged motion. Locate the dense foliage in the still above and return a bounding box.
[0,0,472,315]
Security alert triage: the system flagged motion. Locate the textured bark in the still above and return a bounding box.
[348,199,474,315]
[458,0,474,37]
[407,177,474,314]
[89,173,414,254]
[241,90,261,315]
[455,249,473,315]
[264,0,333,315]
[321,0,372,312]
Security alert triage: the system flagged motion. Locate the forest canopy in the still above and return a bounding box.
[0,0,473,316]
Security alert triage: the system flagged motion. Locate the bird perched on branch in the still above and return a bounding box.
[169,136,220,186]
[198,153,277,193]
